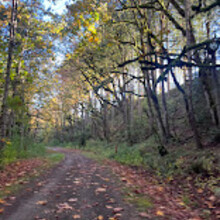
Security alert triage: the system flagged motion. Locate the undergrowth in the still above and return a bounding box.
[68,137,220,193]
[0,135,46,166]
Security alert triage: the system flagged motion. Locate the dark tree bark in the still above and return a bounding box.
[160,57,171,138]
[143,68,168,143]
[211,52,220,127]
[0,0,18,148]
[102,101,110,142]
[184,0,203,149]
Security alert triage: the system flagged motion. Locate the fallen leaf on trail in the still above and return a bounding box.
[105,205,113,209]
[139,212,151,218]
[156,210,164,216]
[73,181,81,184]
[96,187,106,193]
[72,214,81,219]
[108,198,115,204]
[178,201,185,206]
[114,213,122,218]
[157,186,164,192]
[113,207,124,213]
[37,182,44,187]
[0,199,5,204]
[36,200,47,205]
[97,215,104,220]
[57,202,73,211]
[197,188,203,194]
[206,201,215,209]
[0,208,4,214]
[73,178,81,185]
[121,177,127,182]
[68,198,78,202]
[208,195,216,201]
[84,203,91,207]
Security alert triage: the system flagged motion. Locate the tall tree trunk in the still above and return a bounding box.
[200,70,219,125]
[143,75,154,134]
[0,0,18,146]
[9,56,23,138]
[92,96,98,138]
[171,69,203,148]
[211,51,220,127]
[80,103,86,146]
[122,71,131,143]
[161,77,170,136]
[19,77,26,150]
[102,102,109,142]
[166,20,170,94]
[184,0,203,149]
[137,70,143,117]
[183,0,219,128]
[160,57,170,137]
[143,69,168,143]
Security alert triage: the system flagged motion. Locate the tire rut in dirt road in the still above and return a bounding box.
[0,150,142,220]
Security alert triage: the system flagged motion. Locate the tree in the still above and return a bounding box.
[0,0,58,153]
[0,0,18,144]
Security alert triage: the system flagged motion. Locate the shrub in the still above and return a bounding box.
[0,135,46,166]
[2,141,17,165]
[189,156,215,175]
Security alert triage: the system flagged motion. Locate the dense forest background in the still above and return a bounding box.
[0,0,219,192]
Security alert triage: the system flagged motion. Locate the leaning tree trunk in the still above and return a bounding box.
[143,68,168,143]
[171,69,203,149]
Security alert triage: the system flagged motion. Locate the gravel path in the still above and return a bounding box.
[0,148,142,220]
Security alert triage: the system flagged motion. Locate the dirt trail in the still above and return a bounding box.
[0,148,142,220]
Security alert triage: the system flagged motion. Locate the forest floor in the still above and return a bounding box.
[0,148,219,220]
